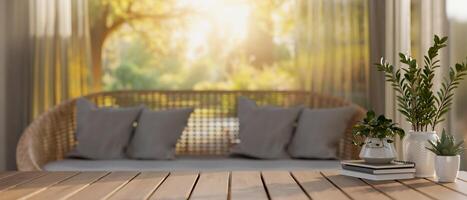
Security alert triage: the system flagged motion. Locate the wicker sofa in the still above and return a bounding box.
[17,90,365,171]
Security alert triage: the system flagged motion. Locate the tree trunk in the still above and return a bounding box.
[90,11,108,91]
[91,37,104,91]
[88,2,178,90]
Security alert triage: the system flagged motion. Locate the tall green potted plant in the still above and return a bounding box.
[376,35,467,177]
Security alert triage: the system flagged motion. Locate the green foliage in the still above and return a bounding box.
[352,111,405,146]
[426,130,464,156]
[376,35,467,131]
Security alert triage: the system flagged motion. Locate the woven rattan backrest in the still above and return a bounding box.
[80,90,356,157]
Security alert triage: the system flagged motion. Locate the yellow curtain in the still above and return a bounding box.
[30,0,93,117]
[296,0,369,106]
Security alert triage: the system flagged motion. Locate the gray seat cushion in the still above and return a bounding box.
[44,156,340,171]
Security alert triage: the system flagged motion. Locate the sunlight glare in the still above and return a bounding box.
[178,0,251,61]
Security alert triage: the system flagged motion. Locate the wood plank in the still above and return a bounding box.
[261,171,308,200]
[190,172,229,200]
[0,172,17,181]
[363,179,431,200]
[230,171,268,200]
[457,171,467,182]
[28,172,109,200]
[149,171,198,200]
[0,172,46,192]
[109,172,168,200]
[427,177,467,196]
[399,178,467,200]
[68,171,139,200]
[291,171,349,200]
[0,172,77,200]
[321,171,391,200]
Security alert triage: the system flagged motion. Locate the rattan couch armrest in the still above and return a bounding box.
[16,100,77,171]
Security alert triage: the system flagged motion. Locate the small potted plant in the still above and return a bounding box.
[426,130,464,182]
[352,110,405,164]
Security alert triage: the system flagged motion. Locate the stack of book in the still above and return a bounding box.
[340,160,416,180]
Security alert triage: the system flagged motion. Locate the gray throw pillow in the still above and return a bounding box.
[288,106,356,159]
[70,98,143,159]
[75,98,97,137]
[127,108,194,160]
[231,97,302,159]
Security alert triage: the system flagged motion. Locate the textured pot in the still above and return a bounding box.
[435,155,460,182]
[403,131,439,177]
[359,138,397,164]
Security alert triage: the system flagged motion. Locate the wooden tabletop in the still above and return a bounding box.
[1,171,467,200]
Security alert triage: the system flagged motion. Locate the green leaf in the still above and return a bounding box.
[434,35,440,43]
[373,35,467,131]
[428,130,464,156]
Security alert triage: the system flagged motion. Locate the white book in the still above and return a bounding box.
[340,169,415,181]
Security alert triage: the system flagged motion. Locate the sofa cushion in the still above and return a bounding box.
[75,98,99,138]
[127,108,194,160]
[70,98,143,159]
[44,157,340,171]
[288,106,356,159]
[231,97,302,159]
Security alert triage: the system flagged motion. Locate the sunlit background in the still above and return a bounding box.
[98,0,369,106]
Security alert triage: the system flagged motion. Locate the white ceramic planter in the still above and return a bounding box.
[435,155,460,182]
[359,138,397,164]
[403,131,439,177]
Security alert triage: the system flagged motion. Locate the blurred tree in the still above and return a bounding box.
[88,0,192,90]
[97,0,370,108]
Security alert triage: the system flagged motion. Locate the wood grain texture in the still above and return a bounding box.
[292,171,349,200]
[149,171,199,200]
[261,171,309,200]
[230,171,268,200]
[322,171,391,200]
[109,172,168,200]
[28,172,109,200]
[0,172,46,192]
[0,172,77,200]
[399,178,467,200]
[0,172,17,180]
[3,171,467,199]
[363,179,431,200]
[190,172,229,200]
[427,177,467,196]
[458,171,467,182]
[67,171,139,200]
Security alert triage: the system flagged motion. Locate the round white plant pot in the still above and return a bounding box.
[435,155,460,182]
[359,138,397,164]
[403,131,439,177]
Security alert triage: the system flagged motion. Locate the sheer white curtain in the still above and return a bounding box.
[383,0,411,158]
[30,0,93,117]
[4,0,92,169]
[296,0,370,106]
[446,0,467,169]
